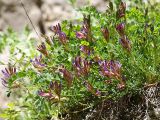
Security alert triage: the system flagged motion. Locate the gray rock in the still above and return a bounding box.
[0,0,41,32]
[0,0,109,33]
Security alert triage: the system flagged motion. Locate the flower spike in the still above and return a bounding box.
[101,27,109,41]
[99,60,122,79]
[50,23,61,35]
[116,1,126,19]
[38,81,62,101]
[119,36,131,52]
[50,23,67,44]
[1,65,16,87]
[116,23,125,37]
[73,56,91,76]
[50,81,62,98]
[76,15,92,41]
[58,31,67,44]
[80,45,93,55]
[30,55,46,70]
[59,67,73,87]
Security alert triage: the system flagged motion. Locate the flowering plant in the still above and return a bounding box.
[0,1,160,119]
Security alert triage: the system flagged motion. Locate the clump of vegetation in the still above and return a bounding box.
[0,0,160,119]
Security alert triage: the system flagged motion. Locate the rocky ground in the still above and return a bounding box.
[65,84,160,120]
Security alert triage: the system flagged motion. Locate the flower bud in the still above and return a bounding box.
[116,1,126,19]
[119,36,131,52]
[101,27,109,41]
[59,67,73,87]
[116,23,125,37]
[37,42,48,56]
[30,55,46,70]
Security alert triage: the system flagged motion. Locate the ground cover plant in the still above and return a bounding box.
[0,0,160,119]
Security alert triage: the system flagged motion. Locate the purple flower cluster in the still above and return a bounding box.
[50,23,67,44]
[30,55,46,70]
[38,81,61,100]
[76,15,91,41]
[116,23,131,52]
[98,60,122,79]
[38,90,53,99]
[116,2,131,52]
[116,23,125,37]
[50,23,61,34]
[80,45,93,55]
[1,66,16,87]
[76,25,88,39]
[73,56,91,76]
[99,60,126,89]
[50,81,61,98]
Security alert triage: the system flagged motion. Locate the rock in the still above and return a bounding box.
[0,0,41,32]
[1,0,18,5]
[0,19,6,31]
[0,0,109,33]
[92,0,107,12]
[42,0,65,5]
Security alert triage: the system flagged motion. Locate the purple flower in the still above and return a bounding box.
[101,27,109,41]
[38,90,53,98]
[49,81,61,98]
[99,60,126,89]
[119,36,131,52]
[37,42,48,56]
[38,81,61,100]
[50,23,61,35]
[59,67,73,87]
[76,26,88,39]
[116,23,125,37]
[50,23,67,44]
[58,31,67,44]
[99,60,122,79]
[80,45,93,55]
[76,15,91,41]
[30,55,46,70]
[1,66,16,87]
[73,56,91,76]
